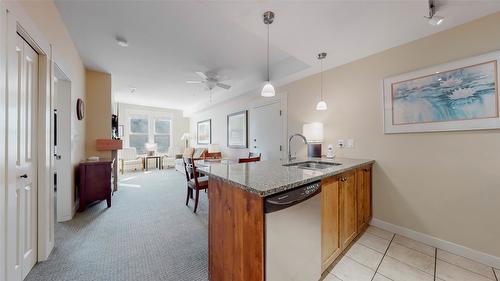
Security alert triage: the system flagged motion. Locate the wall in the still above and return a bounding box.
[0,0,86,273]
[188,90,285,159]
[85,70,112,158]
[278,12,500,258]
[16,0,87,189]
[118,103,189,153]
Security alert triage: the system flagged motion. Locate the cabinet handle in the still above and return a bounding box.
[363,169,369,172]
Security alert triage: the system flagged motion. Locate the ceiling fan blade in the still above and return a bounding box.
[195,71,208,80]
[216,82,231,90]
[186,80,204,84]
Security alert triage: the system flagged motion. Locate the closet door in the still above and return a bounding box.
[6,32,39,281]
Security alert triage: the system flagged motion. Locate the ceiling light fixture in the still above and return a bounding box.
[116,36,129,47]
[425,0,444,26]
[316,52,328,111]
[130,87,136,94]
[261,11,275,97]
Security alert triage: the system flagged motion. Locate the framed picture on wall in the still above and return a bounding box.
[227,110,248,149]
[197,119,211,145]
[383,50,500,133]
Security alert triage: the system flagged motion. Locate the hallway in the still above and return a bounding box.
[26,170,209,281]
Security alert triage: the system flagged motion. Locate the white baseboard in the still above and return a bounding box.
[370,218,500,269]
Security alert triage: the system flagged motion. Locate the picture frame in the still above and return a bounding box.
[197,119,211,145]
[383,50,500,133]
[227,110,248,149]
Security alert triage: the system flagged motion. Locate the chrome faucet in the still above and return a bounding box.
[288,133,308,161]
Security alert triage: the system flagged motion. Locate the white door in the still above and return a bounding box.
[54,74,72,222]
[250,101,282,161]
[7,34,39,281]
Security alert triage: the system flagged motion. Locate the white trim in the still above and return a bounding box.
[370,218,500,269]
[0,3,7,280]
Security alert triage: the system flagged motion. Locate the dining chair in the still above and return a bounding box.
[238,156,261,163]
[183,156,208,213]
[205,151,222,159]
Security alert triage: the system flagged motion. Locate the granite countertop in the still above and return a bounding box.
[198,157,374,197]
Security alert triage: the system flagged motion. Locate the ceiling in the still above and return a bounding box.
[55,0,500,114]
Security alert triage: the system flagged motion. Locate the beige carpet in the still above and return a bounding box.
[26,169,208,281]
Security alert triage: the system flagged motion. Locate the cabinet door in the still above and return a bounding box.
[356,166,372,233]
[321,176,341,272]
[340,171,357,250]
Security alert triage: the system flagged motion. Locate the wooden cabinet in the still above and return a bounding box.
[208,178,264,281]
[78,160,112,212]
[321,164,373,273]
[356,165,372,232]
[340,170,357,250]
[321,176,341,271]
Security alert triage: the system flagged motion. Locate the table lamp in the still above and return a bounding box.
[303,122,324,158]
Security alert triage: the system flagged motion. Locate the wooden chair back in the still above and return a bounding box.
[183,157,197,183]
[205,151,222,159]
[238,156,261,163]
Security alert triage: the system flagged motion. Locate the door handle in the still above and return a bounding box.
[20,174,28,179]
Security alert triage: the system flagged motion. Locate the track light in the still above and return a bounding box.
[425,0,444,26]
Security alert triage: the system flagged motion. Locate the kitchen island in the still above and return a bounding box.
[199,157,374,281]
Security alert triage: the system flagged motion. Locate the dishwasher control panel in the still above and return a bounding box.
[265,181,321,213]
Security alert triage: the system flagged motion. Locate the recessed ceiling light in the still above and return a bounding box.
[130,87,136,94]
[116,36,129,47]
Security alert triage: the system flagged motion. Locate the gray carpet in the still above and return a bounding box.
[26,170,209,281]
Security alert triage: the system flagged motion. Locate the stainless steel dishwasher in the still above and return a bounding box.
[265,181,321,281]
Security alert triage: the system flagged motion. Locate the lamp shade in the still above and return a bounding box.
[303,122,324,143]
[261,82,275,97]
[208,144,220,153]
[145,142,157,151]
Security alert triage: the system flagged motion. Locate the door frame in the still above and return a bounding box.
[4,4,54,277]
[249,91,288,161]
[0,3,7,279]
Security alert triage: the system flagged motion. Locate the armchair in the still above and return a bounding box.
[118,147,144,174]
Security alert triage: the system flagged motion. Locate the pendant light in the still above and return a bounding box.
[261,11,275,97]
[316,52,327,111]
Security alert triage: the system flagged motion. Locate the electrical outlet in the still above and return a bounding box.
[346,139,354,148]
[337,139,344,148]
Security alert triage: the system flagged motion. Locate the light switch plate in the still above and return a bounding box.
[346,139,354,148]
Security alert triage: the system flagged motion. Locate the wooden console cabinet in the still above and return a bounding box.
[78,160,113,211]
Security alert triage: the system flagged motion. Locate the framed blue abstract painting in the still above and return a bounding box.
[384,51,500,133]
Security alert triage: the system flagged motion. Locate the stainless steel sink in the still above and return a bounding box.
[283,161,342,170]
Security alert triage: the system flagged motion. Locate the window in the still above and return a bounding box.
[129,115,148,154]
[154,118,171,153]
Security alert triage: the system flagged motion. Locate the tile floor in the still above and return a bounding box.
[324,226,500,281]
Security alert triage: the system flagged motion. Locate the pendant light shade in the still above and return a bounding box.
[316,52,328,111]
[316,100,327,110]
[261,11,275,97]
[261,82,275,97]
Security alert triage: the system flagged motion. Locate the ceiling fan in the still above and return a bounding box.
[186,71,231,90]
